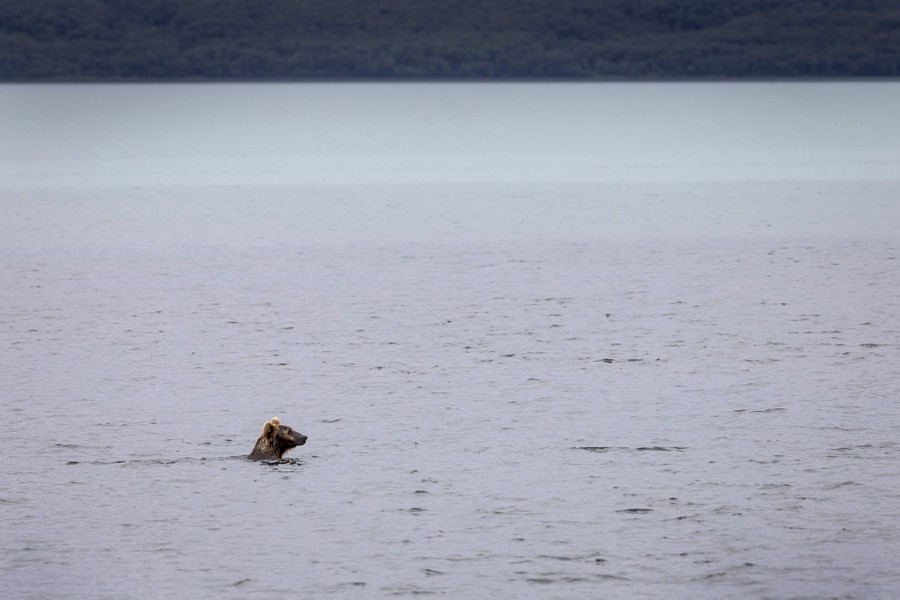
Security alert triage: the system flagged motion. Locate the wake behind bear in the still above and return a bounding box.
[248,417,307,461]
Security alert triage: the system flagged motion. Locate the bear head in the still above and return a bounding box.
[248,417,307,461]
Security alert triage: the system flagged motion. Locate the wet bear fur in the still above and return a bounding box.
[248,417,307,460]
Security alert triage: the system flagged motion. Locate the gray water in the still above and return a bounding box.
[2,83,900,599]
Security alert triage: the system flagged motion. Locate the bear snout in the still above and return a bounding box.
[295,433,308,446]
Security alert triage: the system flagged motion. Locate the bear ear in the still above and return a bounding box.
[270,417,281,426]
[262,421,277,437]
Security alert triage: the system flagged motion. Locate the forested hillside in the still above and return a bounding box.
[2,0,898,80]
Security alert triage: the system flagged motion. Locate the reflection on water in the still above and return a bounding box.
[2,83,900,598]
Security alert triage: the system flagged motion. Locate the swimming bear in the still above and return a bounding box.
[248,417,307,460]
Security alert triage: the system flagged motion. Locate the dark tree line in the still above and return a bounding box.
[2,0,899,80]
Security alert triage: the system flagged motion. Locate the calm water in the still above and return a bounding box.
[2,83,900,599]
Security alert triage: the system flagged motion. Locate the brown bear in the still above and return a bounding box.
[248,417,307,461]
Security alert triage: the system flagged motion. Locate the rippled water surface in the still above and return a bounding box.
[2,83,900,599]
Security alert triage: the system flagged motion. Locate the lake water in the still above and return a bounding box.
[2,82,900,599]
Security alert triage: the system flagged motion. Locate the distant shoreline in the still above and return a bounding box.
[3,76,899,85]
[5,0,899,81]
